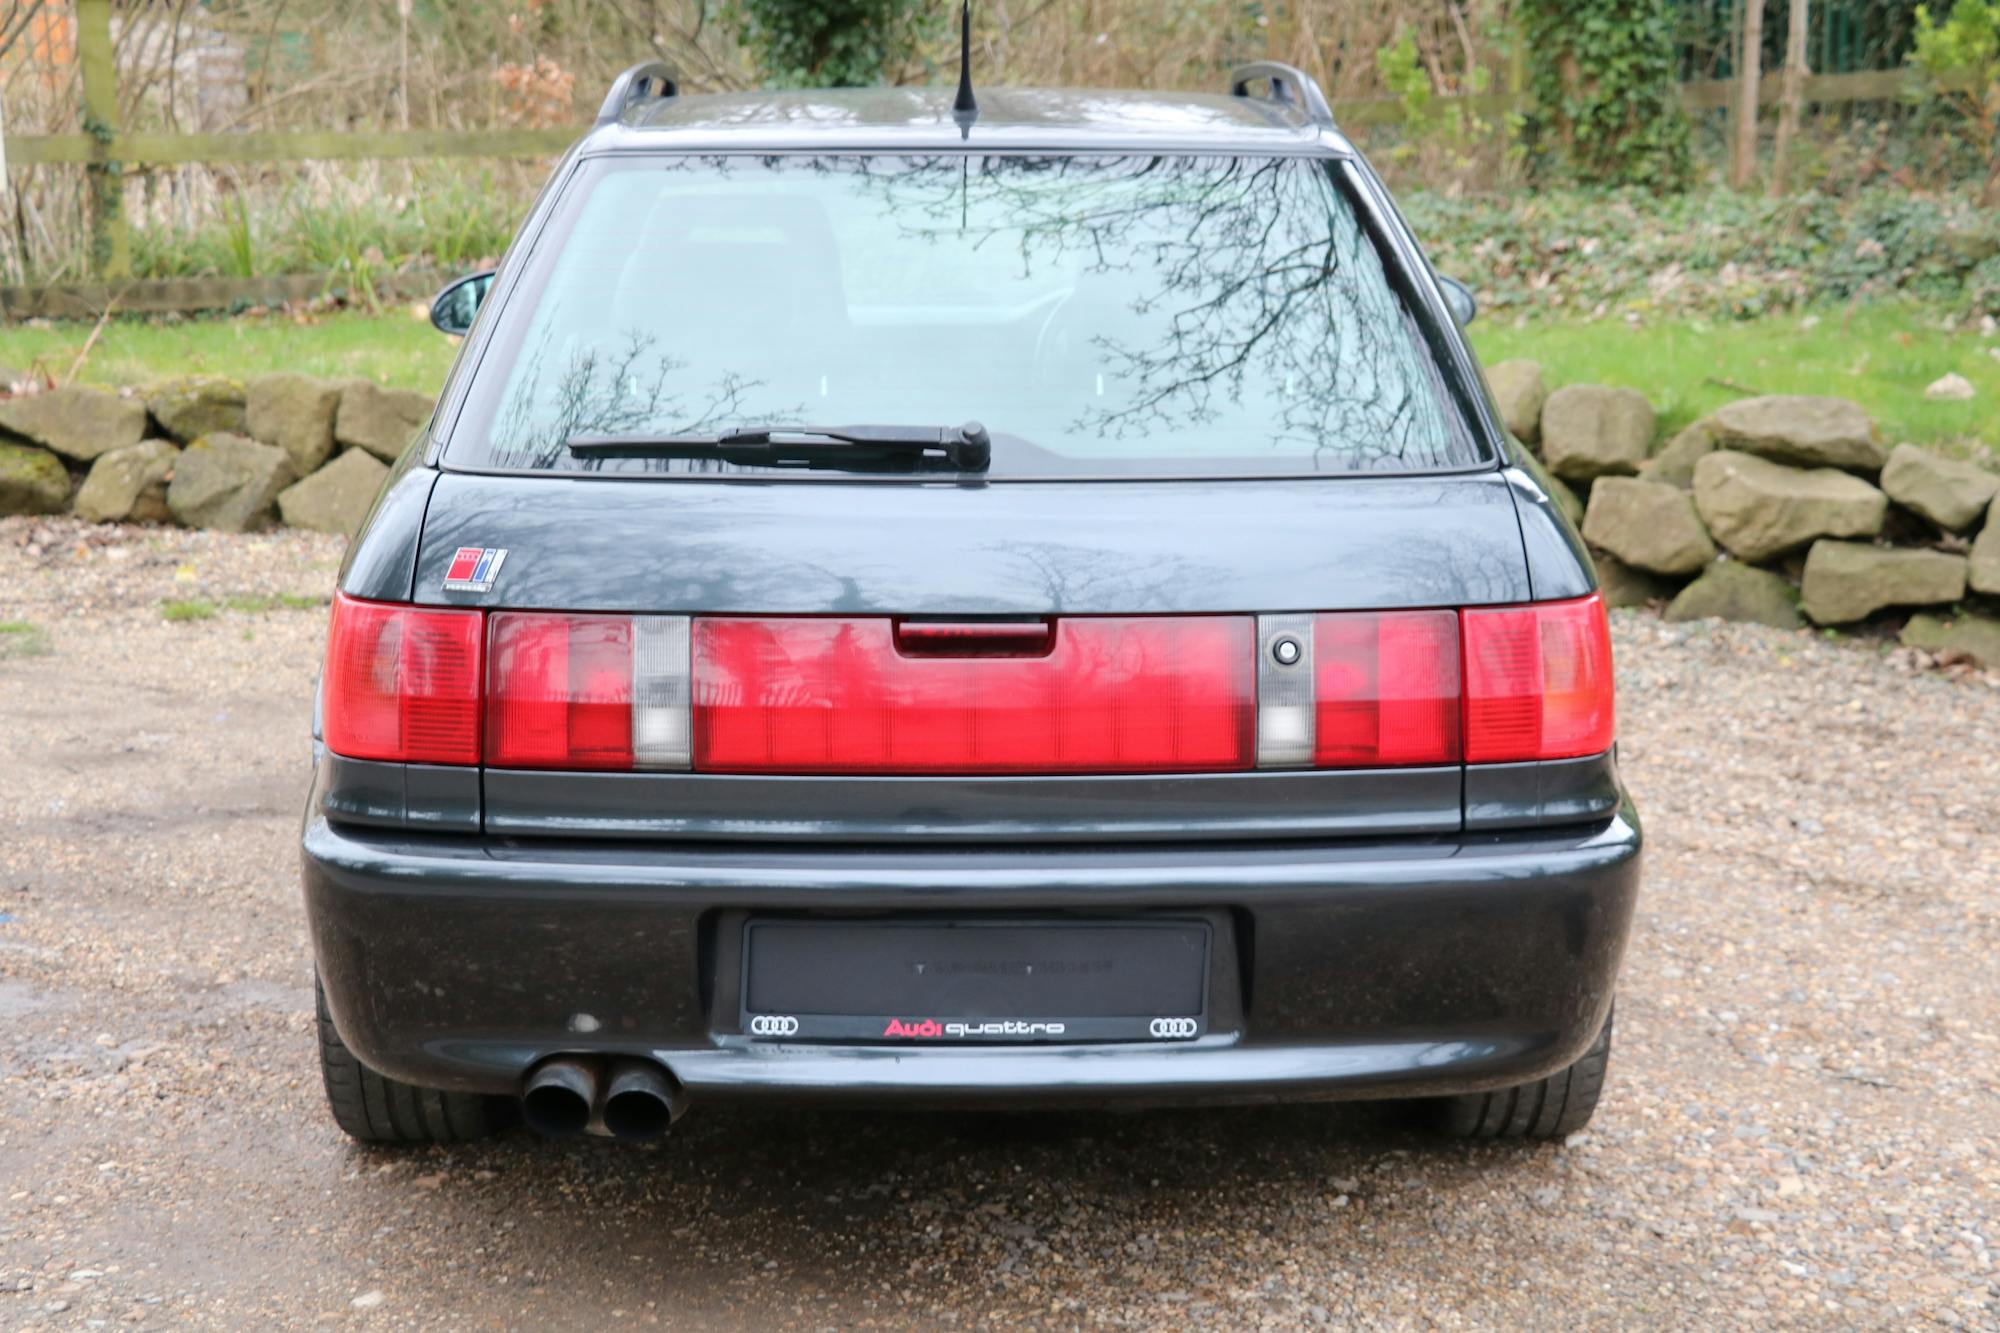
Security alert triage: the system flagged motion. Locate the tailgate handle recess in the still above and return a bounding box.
[892,618,1056,658]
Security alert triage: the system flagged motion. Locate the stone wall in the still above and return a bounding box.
[7,363,1996,668]
[0,375,433,538]
[1490,361,2000,669]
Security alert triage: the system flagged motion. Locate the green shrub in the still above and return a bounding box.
[729,0,943,88]
[1404,182,2000,319]
[121,165,521,301]
[1911,0,2000,204]
[1374,25,1514,187]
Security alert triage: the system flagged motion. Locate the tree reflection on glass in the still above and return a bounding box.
[473,153,1469,476]
[494,327,801,471]
[859,154,1457,469]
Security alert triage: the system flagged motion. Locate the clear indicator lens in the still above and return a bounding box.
[1255,614,1315,768]
[631,616,693,770]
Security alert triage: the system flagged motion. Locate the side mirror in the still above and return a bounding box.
[1438,275,1477,326]
[430,270,496,336]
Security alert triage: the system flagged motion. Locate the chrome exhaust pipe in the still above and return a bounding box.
[601,1058,688,1141]
[520,1055,600,1138]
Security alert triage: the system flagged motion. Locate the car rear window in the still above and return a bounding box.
[447,153,1482,478]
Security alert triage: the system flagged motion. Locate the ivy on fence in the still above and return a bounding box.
[1519,0,1694,190]
[729,0,942,88]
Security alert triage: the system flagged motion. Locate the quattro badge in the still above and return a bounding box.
[442,546,508,592]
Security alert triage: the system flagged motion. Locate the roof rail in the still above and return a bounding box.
[597,61,679,126]
[1228,61,1335,129]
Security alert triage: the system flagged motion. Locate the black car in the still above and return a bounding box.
[304,60,1638,1147]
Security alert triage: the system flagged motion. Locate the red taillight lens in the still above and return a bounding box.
[487,613,635,770]
[693,616,1255,775]
[322,595,1610,777]
[1462,594,1614,762]
[322,593,483,765]
[1312,610,1461,767]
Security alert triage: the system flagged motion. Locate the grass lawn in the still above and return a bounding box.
[1470,303,1998,455]
[0,306,456,394]
[2,301,1993,454]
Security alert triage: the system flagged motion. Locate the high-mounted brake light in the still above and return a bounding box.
[693,616,1255,775]
[322,594,483,765]
[1462,594,1615,763]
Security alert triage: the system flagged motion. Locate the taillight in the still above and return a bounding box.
[322,593,483,765]
[1462,594,1614,762]
[486,613,690,770]
[693,616,1255,774]
[1313,610,1461,767]
[320,596,1611,776]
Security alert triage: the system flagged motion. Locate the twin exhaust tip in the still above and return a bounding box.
[521,1055,688,1141]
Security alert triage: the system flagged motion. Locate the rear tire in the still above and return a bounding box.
[1430,1007,1613,1141]
[316,976,502,1145]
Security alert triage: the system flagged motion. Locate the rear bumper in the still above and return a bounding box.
[304,806,1641,1106]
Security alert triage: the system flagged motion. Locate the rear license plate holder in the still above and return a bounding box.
[739,918,1210,1043]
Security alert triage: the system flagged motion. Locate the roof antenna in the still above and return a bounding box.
[951,1,978,139]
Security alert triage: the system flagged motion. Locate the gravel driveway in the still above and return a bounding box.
[2,517,1995,1330]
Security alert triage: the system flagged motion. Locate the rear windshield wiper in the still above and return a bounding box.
[568,422,992,472]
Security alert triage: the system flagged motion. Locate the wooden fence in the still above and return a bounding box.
[0,0,1920,317]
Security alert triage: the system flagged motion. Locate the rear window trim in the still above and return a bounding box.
[438,459,1499,485]
[433,146,1501,483]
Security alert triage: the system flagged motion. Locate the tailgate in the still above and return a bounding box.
[414,472,1531,615]
[382,470,1541,842]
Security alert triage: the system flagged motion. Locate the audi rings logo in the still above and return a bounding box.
[1149,1017,1199,1039]
[749,1014,799,1037]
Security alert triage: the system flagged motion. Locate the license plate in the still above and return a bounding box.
[740,919,1209,1043]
